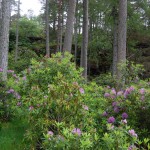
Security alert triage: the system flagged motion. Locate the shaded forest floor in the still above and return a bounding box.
[0,118,28,150]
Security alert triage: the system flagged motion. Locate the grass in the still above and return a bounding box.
[0,118,28,150]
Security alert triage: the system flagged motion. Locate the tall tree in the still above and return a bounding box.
[112,6,118,77]
[117,0,127,82]
[74,0,79,63]
[81,0,89,79]
[0,0,11,81]
[56,0,63,52]
[0,0,2,19]
[45,0,50,56]
[63,0,76,53]
[15,0,20,62]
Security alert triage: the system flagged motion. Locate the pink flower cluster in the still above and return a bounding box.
[79,88,84,94]
[0,68,3,72]
[47,131,54,136]
[107,116,115,124]
[6,89,21,99]
[82,105,89,110]
[128,129,137,138]
[72,128,82,136]
[124,86,135,98]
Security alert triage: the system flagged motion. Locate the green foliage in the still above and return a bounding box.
[8,49,39,73]
[118,61,145,84]
[102,82,150,139]
[9,16,44,52]
[93,73,116,87]
[0,118,28,150]
[3,53,150,149]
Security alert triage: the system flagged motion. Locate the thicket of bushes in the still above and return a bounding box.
[0,53,150,149]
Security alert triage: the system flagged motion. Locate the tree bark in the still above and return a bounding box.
[0,0,11,81]
[63,0,76,53]
[117,0,127,82]
[81,0,89,79]
[112,7,118,77]
[46,0,50,56]
[56,0,63,52]
[74,0,79,63]
[15,0,20,62]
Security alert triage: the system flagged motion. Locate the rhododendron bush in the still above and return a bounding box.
[1,53,150,149]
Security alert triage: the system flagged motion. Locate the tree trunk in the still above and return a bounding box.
[74,0,79,63]
[15,0,20,62]
[117,0,127,82]
[56,0,63,52]
[0,0,11,81]
[46,0,50,56]
[63,0,76,53]
[112,7,118,77]
[81,0,89,79]
[0,0,2,19]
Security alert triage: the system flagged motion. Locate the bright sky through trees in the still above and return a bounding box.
[20,0,41,16]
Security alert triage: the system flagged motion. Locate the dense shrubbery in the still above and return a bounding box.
[8,49,39,73]
[1,53,150,149]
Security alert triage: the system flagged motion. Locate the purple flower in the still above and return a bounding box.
[112,102,117,107]
[0,68,3,72]
[129,129,137,138]
[73,82,78,86]
[17,102,22,106]
[29,106,34,111]
[129,86,135,91]
[6,89,14,93]
[102,111,108,117]
[107,86,110,89]
[139,88,145,95]
[117,91,123,96]
[7,70,14,73]
[111,89,116,95]
[82,105,89,110]
[47,131,54,136]
[22,76,26,80]
[13,74,18,78]
[107,116,115,123]
[79,88,84,94]
[128,145,137,150]
[122,112,128,119]
[104,93,110,98]
[114,107,120,113]
[14,92,21,99]
[72,128,82,136]
[121,119,127,124]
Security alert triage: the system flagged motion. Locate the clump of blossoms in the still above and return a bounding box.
[82,105,89,111]
[128,129,137,138]
[29,106,34,111]
[104,93,110,98]
[124,86,135,98]
[102,111,108,117]
[121,119,127,124]
[72,128,82,136]
[139,88,145,95]
[79,88,84,94]
[47,131,54,136]
[107,116,115,124]
[122,112,128,119]
[128,145,137,150]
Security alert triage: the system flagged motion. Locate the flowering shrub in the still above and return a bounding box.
[0,69,19,121]
[102,83,150,139]
[3,53,150,149]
